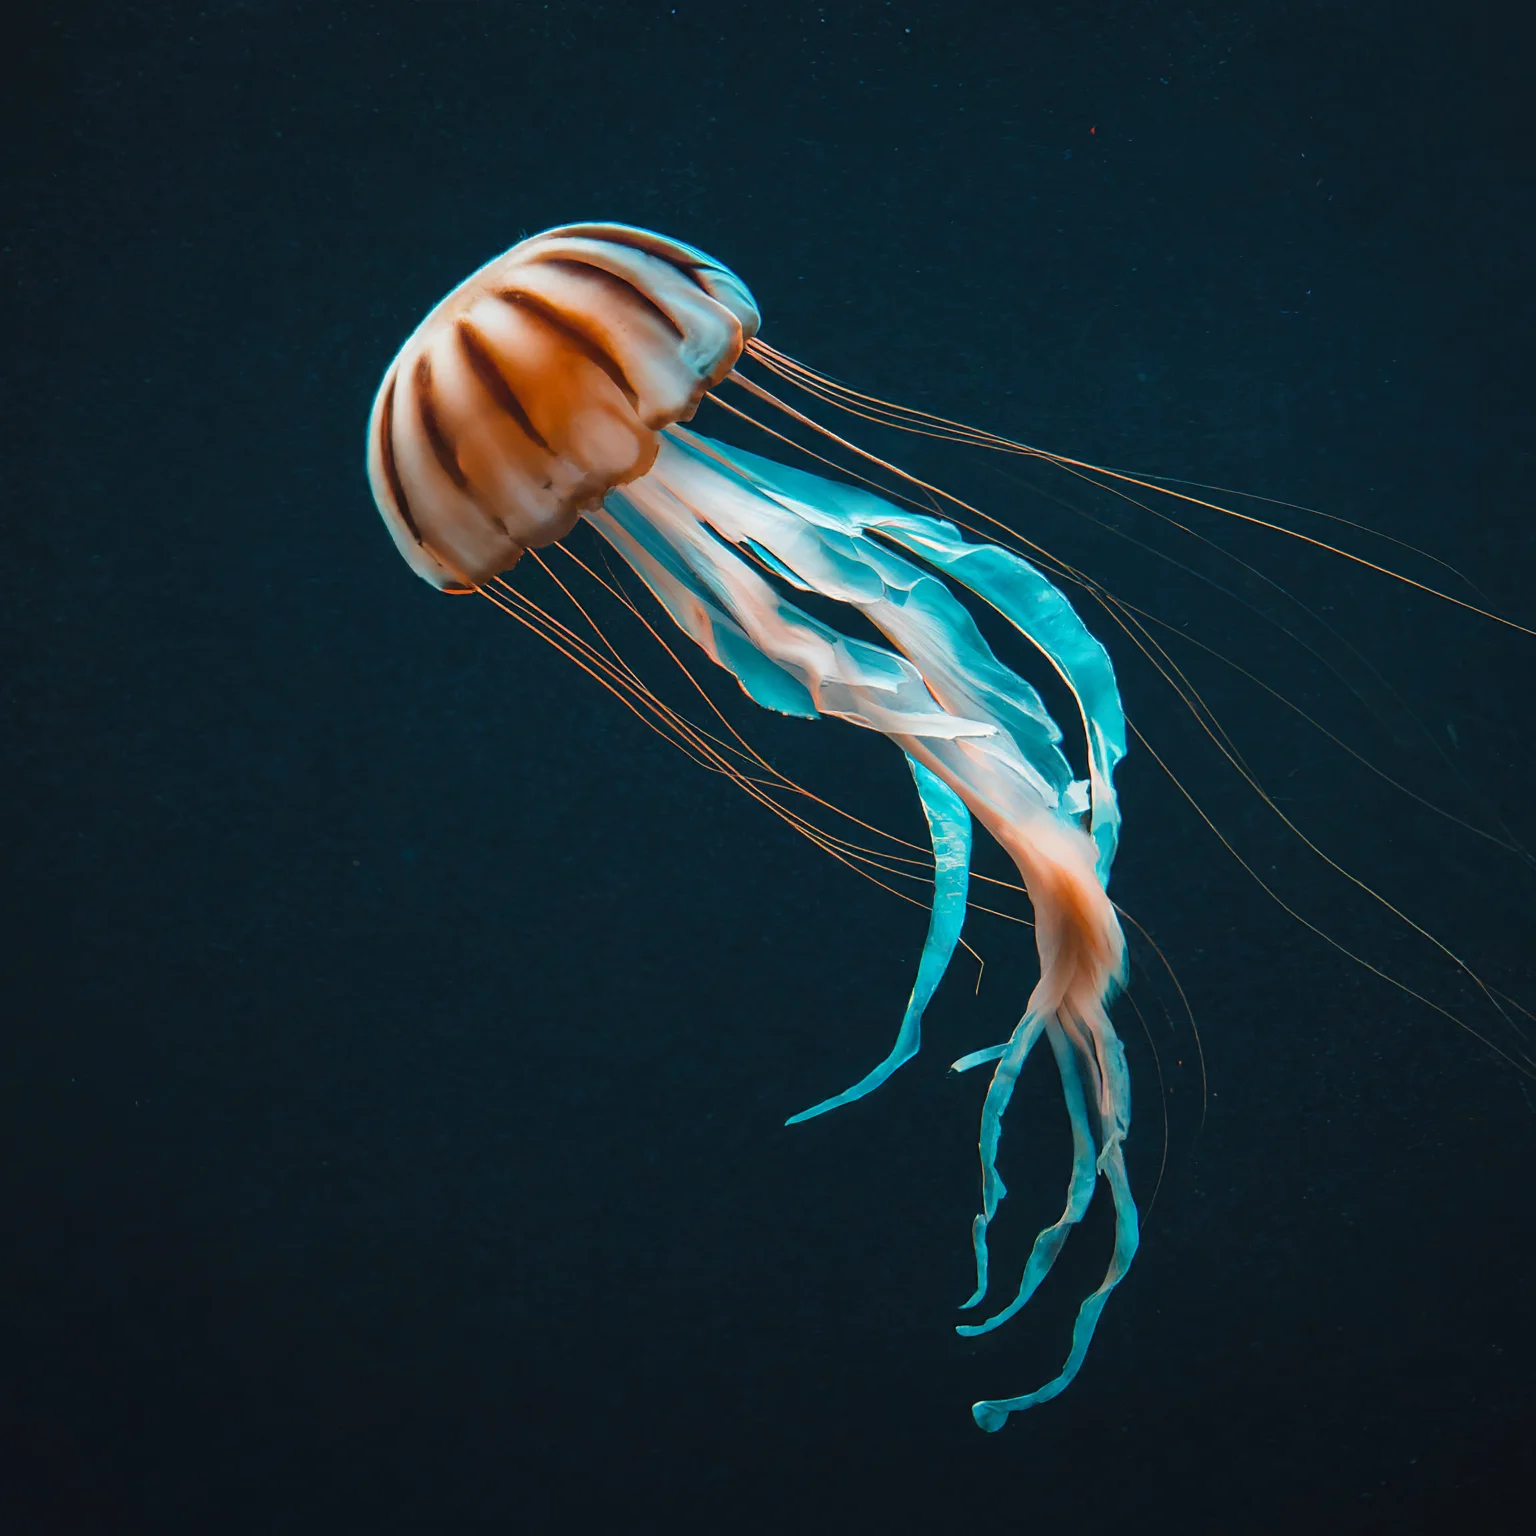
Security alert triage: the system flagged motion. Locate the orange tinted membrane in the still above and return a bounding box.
[542,257,686,339]
[456,317,552,451]
[501,315,650,490]
[496,288,640,410]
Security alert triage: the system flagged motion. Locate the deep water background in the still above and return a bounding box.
[4,2,1534,1529]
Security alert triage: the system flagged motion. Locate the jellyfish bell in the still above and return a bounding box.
[366,222,760,591]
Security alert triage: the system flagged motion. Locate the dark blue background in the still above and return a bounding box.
[4,2,1533,1529]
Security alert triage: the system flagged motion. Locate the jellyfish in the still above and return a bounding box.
[366,223,1139,1430]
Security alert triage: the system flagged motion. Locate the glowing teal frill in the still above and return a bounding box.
[590,427,1136,1429]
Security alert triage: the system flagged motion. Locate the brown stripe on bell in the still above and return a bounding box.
[373,376,427,550]
[413,355,470,492]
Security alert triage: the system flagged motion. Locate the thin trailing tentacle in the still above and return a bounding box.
[949,1008,1052,1309]
[953,1017,1097,1324]
[966,1016,1139,1430]
[971,1138,1140,1430]
[787,756,973,1124]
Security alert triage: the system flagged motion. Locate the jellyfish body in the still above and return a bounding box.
[367,225,1137,1429]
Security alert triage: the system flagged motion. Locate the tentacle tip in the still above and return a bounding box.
[783,1103,828,1127]
[955,1323,985,1337]
[972,1401,1009,1433]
